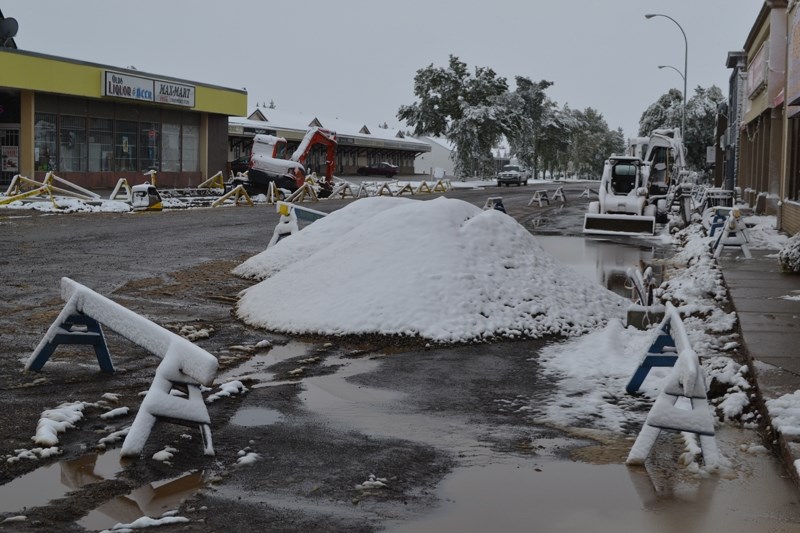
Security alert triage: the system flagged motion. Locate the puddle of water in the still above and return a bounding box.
[78,470,204,531]
[216,340,311,386]
[0,448,126,514]
[536,235,655,299]
[388,445,800,533]
[300,356,502,460]
[230,407,283,427]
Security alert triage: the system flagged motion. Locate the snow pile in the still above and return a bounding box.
[234,196,626,342]
[742,214,790,251]
[33,401,88,447]
[766,391,800,436]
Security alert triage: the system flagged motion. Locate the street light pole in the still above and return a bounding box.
[657,64,685,84]
[646,13,688,137]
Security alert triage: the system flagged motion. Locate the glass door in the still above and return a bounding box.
[0,126,20,188]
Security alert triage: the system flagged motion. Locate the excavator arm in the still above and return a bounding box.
[290,127,338,184]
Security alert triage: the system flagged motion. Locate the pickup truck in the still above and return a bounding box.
[497,165,529,186]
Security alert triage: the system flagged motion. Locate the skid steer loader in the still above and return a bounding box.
[583,156,656,236]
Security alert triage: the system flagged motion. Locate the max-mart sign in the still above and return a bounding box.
[103,71,195,108]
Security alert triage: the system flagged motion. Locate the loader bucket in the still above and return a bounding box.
[583,214,656,236]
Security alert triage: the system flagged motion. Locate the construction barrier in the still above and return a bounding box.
[198,171,226,190]
[626,303,718,468]
[712,210,751,259]
[285,182,319,203]
[528,190,550,207]
[26,277,219,457]
[211,184,253,208]
[109,178,132,201]
[1,172,99,207]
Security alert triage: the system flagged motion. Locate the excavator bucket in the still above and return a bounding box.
[583,213,656,236]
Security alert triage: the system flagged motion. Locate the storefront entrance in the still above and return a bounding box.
[0,125,20,187]
[0,90,20,187]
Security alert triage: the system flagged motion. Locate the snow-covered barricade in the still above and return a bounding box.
[26,277,219,458]
[233,196,627,342]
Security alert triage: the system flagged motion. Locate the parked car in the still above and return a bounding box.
[497,164,529,186]
[357,162,398,177]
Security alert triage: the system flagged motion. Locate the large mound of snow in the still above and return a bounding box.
[234,197,626,342]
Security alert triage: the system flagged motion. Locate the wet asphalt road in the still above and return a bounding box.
[0,183,589,532]
[2,182,797,532]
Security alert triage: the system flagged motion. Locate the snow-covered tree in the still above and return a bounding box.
[638,86,724,169]
[638,89,683,137]
[505,77,553,176]
[568,108,624,178]
[684,85,725,169]
[398,55,510,177]
[535,103,581,179]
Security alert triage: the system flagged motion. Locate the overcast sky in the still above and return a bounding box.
[5,0,763,139]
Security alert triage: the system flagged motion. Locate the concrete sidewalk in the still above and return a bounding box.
[717,248,800,481]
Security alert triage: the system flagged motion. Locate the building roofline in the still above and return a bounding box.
[0,47,245,95]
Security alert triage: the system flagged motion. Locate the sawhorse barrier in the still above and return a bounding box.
[625,314,677,394]
[26,277,219,458]
[626,302,718,468]
[268,201,327,248]
[483,196,506,213]
[712,211,751,259]
[528,190,550,207]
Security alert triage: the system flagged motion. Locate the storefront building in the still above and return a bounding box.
[781,0,800,234]
[739,2,786,216]
[0,48,246,189]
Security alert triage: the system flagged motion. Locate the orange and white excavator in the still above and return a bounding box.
[232,126,337,197]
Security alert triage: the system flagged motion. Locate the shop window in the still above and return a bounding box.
[162,123,181,172]
[790,117,800,202]
[58,115,87,172]
[88,118,113,172]
[139,122,160,171]
[182,124,200,172]
[34,112,57,171]
[115,120,137,172]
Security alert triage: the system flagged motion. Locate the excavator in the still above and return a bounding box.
[232,126,337,198]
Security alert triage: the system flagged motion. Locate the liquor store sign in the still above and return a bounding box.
[103,71,195,108]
